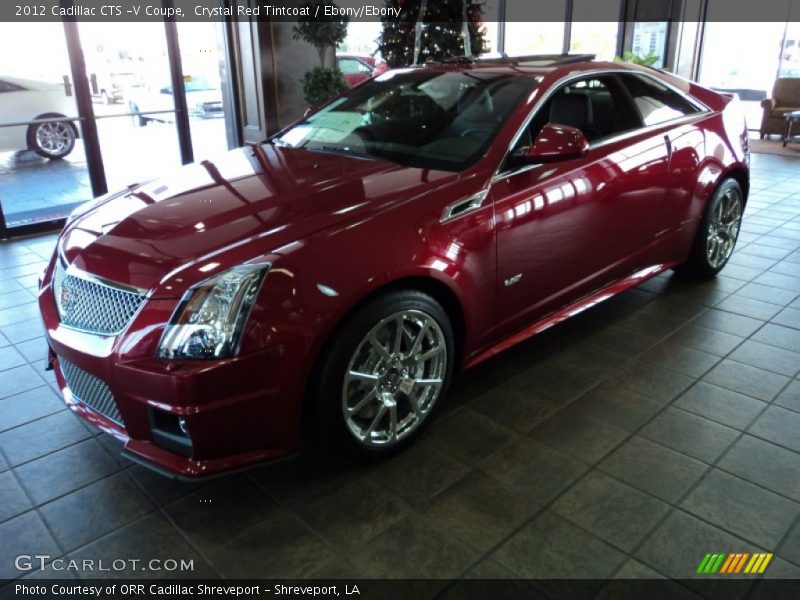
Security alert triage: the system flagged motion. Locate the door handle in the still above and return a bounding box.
[664,134,672,156]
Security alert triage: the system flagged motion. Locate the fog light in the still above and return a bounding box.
[148,407,193,457]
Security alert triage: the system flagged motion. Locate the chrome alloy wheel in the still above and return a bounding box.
[706,187,743,269]
[342,310,447,448]
[35,122,72,156]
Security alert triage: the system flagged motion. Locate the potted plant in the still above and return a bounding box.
[293,1,349,106]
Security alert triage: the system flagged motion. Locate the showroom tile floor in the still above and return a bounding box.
[1,153,800,594]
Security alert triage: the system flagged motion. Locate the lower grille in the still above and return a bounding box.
[60,358,124,426]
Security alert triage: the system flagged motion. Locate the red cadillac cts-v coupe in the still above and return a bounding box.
[40,55,749,479]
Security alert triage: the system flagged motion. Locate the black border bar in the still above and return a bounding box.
[2,578,800,600]
[3,0,800,22]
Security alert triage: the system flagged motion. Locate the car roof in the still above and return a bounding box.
[409,54,654,76]
[403,54,694,94]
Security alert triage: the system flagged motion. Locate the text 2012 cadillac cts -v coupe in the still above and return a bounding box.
[40,55,749,478]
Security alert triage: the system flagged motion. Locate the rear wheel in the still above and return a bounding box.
[28,120,75,159]
[675,178,744,278]
[308,291,454,460]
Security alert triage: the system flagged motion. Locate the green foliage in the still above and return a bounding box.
[293,1,348,107]
[379,0,489,67]
[616,50,661,68]
[293,1,348,66]
[302,67,349,106]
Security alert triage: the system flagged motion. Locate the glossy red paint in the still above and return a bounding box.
[39,60,749,478]
[526,124,590,162]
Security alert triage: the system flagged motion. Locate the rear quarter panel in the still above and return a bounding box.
[657,77,749,265]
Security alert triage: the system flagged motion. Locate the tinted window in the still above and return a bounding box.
[274,70,537,172]
[620,74,700,126]
[543,77,640,142]
[510,75,640,156]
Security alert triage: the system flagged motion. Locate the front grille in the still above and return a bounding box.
[60,358,124,425]
[53,262,146,335]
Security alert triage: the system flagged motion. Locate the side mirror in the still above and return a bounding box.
[518,123,589,163]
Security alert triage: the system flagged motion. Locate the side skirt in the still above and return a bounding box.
[463,262,678,370]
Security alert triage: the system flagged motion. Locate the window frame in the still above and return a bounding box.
[494,69,712,181]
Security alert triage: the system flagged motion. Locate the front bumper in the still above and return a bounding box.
[40,277,303,479]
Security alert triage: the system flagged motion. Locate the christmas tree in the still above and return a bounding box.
[378,0,488,68]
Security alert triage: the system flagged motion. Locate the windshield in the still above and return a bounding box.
[273,69,537,171]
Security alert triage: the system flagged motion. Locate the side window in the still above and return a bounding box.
[619,74,700,126]
[509,74,640,158]
[542,77,641,142]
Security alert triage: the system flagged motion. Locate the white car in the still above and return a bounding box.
[0,75,79,159]
[128,75,223,125]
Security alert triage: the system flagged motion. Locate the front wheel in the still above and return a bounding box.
[308,291,454,460]
[28,121,75,159]
[675,178,744,278]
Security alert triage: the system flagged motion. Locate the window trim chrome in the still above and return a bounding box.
[493,68,713,182]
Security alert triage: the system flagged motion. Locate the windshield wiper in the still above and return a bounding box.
[307,145,378,161]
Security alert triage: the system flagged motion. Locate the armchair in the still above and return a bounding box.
[760,78,800,138]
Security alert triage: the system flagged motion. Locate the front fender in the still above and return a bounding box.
[237,190,498,407]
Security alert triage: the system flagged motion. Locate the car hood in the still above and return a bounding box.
[58,144,459,297]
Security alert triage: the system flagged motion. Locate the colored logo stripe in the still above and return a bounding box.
[726,553,749,574]
[696,553,712,573]
[719,553,736,573]
[697,553,726,573]
[697,552,773,575]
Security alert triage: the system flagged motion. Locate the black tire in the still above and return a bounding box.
[675,178,744,279]
[307,290,455,461]
[27,119,75,159]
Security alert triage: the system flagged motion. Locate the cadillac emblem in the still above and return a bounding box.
[59,276,78,316]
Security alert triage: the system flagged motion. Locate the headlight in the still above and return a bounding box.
[157,263,269,359]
